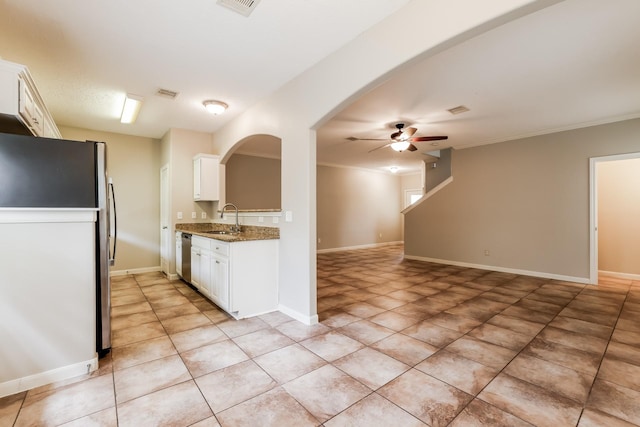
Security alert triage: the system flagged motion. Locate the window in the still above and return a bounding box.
[404,189,423,209]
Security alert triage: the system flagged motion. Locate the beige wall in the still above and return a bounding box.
[60,126,161,272]
[225,154,404,250]
[160,128,215,275]
[598,157,640,276]
[404,118,640,281]
[226,154,281,210]
[317,165,402,250]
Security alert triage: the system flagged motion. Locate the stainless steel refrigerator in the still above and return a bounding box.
[0,132,117,357]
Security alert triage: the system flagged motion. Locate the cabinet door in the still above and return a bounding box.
[19,79,44,135]
[199,250,213,298]
[193,158,202,199]
[190,247,201,288]
[176,239,182,277]
[193,156,220,201]
[211,254,229,311]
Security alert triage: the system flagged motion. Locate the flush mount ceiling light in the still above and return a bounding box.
[120,94,143,124]
[203,100,228,115]
[389,166,399,173]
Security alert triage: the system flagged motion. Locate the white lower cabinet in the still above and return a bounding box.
[211,252,229,310]
[175,232,182,277]
[190,235,278,319]
[190,245,201,289]
[199,249,213,299]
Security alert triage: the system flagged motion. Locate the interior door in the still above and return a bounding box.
[160,165,170,276]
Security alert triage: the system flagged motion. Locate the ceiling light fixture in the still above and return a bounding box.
[203,100,228,115]
[120,94,143,124]
[390,140,411,152]
[389,166,399,173]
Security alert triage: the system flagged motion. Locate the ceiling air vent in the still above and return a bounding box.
[156,88,179,99]
[217,0,262,17]
[447,105,470,115]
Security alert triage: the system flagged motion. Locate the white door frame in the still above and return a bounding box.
[160,165,170,277]
[589,151,640,284]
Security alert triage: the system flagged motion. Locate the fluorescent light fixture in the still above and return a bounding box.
[390,140,411,152]
[203,100,228,115]
[120,94,143,124]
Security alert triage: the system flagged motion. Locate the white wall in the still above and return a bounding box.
[598,157,640,276]
[0,213,97,397]
[210,0,550,323]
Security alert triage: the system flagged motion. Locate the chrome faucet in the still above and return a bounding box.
[220,203,241,233]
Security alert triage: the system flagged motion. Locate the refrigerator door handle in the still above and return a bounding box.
[109,179,117,266]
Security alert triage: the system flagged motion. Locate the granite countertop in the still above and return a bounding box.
[175,223,279,242]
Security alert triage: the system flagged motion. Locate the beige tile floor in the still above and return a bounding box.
[2,243,640,426]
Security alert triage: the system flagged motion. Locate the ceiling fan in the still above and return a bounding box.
[347,123,448,152]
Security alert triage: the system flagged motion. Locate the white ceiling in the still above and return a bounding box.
[2,0,640,175]
[0,0,410,136]
[317,0,640,173]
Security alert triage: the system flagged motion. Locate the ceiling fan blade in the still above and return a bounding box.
[346,137,389,141]
[409,136,448,142]
[407,144,418,152]
[368,143,391,153]
[404,127,417,138]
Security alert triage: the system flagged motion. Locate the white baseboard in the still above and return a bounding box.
[0,356,98,398]
[404,255,590,285]
[167,273,180,280]
[110,266,162,276]
[278,305,319,325]
[599,270,640,281]
[317,241,404,254]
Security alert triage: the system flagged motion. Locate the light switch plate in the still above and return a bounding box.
[285,211,293,222]
[177,212,183,219]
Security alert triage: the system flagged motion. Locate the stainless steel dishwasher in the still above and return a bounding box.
[181,233,192,283]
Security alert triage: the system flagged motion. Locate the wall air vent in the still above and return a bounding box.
[447,105,470,115]
[217,0,261,17]
[156,88,179,99]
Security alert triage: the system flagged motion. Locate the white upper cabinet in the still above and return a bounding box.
[193,154,223,201]
[0,59,61,139]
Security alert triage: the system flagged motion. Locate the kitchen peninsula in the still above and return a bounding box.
[175,223,279,320]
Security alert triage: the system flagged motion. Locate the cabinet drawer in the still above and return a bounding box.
[192,235,211,250]
[211,240,229,257]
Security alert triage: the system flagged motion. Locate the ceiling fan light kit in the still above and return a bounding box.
[390,140,411,152]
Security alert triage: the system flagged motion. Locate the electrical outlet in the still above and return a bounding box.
[258,216,264,223]
[318,238,322,243]
[191,212,196,219]
[177,212,183,220]
[201,212,207,219]
[272,217,279,224]
[484,249,490,256]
